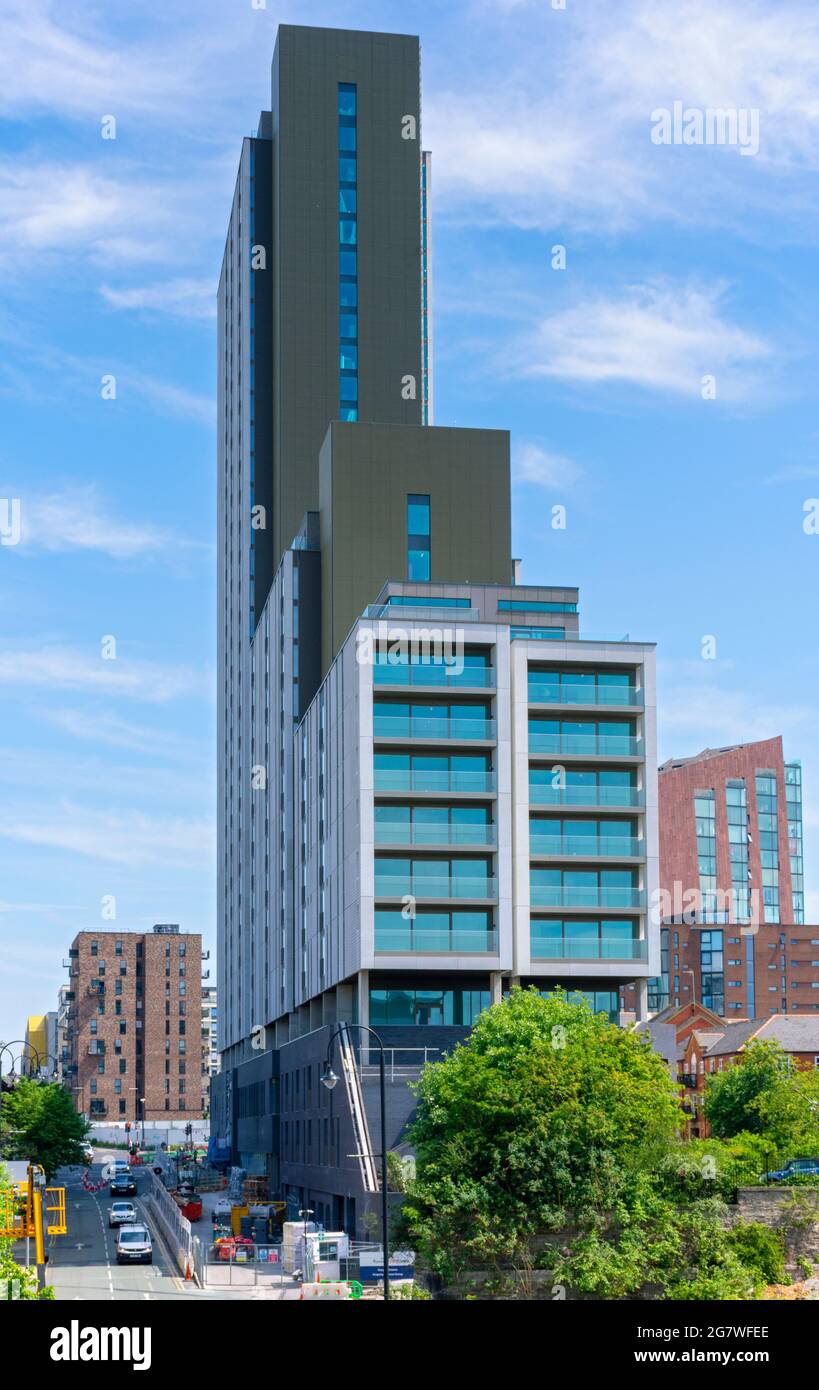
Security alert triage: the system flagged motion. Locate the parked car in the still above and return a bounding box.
[116,1224,152,1264]
[762,1158,819,1183]
[108,1201,137,1228]
[81,1143,94,1165]
[110,1173,137,1197]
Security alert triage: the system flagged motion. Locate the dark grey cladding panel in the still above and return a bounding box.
[270,26,424,564]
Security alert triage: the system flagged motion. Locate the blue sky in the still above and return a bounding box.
[1,0,818,1044]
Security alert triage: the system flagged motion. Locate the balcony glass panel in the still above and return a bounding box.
[375,908,498,954]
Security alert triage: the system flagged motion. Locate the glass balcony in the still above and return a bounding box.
[374,715,496,741]
[528,732,642,757]
[375,873,497,900]
[530,931,648,961]
[375,822,497,848]
[365,603,481,622]
[528,784,644,809]
[374,664,495,690]
[530,885,646,910]
[375,768,496,794]
[375,926,499,954]
[529,834,643,858]
[528,682,643,708]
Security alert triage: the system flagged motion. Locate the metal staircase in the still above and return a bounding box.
[337,1023,378,1193]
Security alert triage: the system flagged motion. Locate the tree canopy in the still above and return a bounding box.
[704,1039,819,1151]
[0,1079,89,1180]
[399,988,681,1278]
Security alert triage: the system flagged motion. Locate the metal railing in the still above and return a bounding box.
[530,933,648,961]
[375,873,497,900]
[374,664,495,689]
[528,785,644,808]
[375,769,496,794]
[375,822,497,848]
[365,603,481,622]
[528,732,643,757]
[374,715,496,741]
[375,927,498,954]
[528,682,643,707]
[529,834,643,858]
[529,884,645,909]
[358,1046,444,1079]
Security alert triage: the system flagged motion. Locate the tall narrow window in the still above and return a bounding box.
[338,83,358,422]
[407,493,430,580]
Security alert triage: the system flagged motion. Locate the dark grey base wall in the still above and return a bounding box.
[214,1023,469,1238]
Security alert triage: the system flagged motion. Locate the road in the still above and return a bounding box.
[46,1153,297,1301]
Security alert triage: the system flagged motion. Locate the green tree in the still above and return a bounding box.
[399,988,682,1282]
[0,1079,89,1180]
[704,1039,819,1149]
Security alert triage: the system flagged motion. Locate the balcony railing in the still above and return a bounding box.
[529,732,642,757]
[529,885,646,910]
[530,931,648,961]
[375,822,497,848]
[374,715,496,741]
[374,664,495,690]
[679,1073,698,1089]
[375,769,496,795]
[529,834,643,858]
[375,926,499,954]
[528,682,643,708]
[375,873,497,900]
[528,785,644,809]
[365,603,481,622]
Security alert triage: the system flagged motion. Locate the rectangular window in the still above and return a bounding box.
[407,493,431,580]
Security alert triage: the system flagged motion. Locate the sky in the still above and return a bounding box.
[1,0,818,1045]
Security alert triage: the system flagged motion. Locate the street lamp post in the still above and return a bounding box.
[0,1041,42,1086]
[321,1023,390,1301]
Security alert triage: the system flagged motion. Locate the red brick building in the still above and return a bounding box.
[63,925,203,1124]
[623,738,814,1019]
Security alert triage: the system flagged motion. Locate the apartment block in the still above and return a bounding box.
[62,926,203,1123]
[622,737,813,1019]
[214,24,659,1235]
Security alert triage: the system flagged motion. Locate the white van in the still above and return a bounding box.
[116,1224,153,1265]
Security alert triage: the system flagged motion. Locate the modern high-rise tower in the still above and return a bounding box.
[214,24,660,1234]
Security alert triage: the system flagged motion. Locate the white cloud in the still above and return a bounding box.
[36,707,201,759]
[0,161,179,266]
[11,485,196,559]
[508,282,771,400]
[100,278,216,322]
[514,443,583,489]
[0,644,206,703]
[428,0,819,233]
[0,800,214,868]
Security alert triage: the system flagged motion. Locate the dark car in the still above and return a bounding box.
[110,1172,137,1197]
[762,1158,819,1183]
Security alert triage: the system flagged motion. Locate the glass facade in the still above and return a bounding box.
[647,926,670,1011]
[528,717,639,757]
[338,84,358,421]
[420,152,431,425]
[530,919,643,960]
[530,867,641,910]
[499,600,577,613]
[374,750,492,794]
[725,780,750,921]
[529,766,639,807]
[528,668,638,705]
[755,772,780,924]
[370,983,489,1026]
[785,762,804,923]
[374,908,496,953]
[694,790,718,920]
[407,493,431,580]
[699,928,724,1014]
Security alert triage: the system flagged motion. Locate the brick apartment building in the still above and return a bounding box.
[623,738,816,1019]
[62,925,204,1123]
